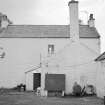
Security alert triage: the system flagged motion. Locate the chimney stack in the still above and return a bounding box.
[88,14,95,27]
[68,0,79,42]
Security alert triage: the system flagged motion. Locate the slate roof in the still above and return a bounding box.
[0,25,100,38]
[95,52,105,61]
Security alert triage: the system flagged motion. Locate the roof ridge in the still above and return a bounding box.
[95,52,105,61]
[8,24,69,26]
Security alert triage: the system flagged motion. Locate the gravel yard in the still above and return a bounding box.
[0,92,103,105]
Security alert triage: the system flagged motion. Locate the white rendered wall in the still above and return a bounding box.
[0,38,99,88]
[96,61,105,98]
[40,41,98,95]
[80,38,100,54]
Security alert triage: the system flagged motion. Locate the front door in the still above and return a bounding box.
[33,73,41,90]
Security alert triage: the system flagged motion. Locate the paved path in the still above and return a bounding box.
[0,92,103,105]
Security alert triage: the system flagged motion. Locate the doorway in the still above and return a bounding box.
[33,73,41,91]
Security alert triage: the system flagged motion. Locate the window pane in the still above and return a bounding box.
[48,44,54,54]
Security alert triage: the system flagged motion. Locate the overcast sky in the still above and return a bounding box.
[0,0,105,52]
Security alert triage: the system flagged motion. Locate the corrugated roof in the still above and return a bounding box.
[95,52,105,61]
[0,25,100,38]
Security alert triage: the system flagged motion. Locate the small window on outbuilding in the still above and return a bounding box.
[48,44,54,54]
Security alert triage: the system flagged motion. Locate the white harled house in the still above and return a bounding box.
[0,0,100,96]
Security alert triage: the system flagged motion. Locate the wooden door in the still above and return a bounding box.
[33,73,41,90]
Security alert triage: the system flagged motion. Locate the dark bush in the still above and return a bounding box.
[12,84,26,92]
[72,82,82,96]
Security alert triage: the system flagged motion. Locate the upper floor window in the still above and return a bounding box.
[48,44,54,54]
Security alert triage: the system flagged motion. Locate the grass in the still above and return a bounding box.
[0,89,103,105]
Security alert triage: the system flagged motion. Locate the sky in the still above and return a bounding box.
[0,0,105,52]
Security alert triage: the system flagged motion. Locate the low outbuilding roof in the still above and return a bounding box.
[0,25,100,38]
[95,52,105,61]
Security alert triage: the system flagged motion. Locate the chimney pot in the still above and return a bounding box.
[68,0,78,6]
[0,14,10,29]
[88,14,95,27]
[89,14,94,20]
